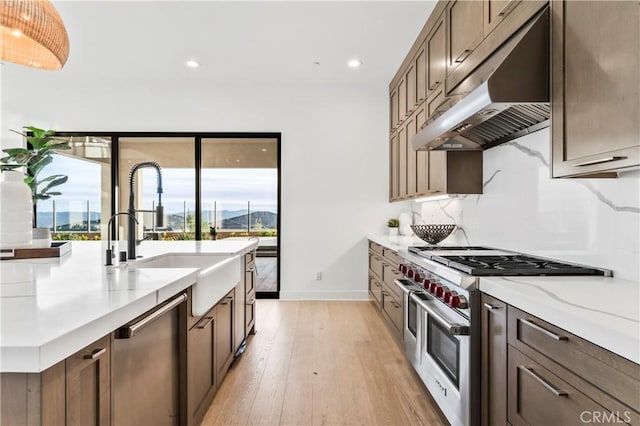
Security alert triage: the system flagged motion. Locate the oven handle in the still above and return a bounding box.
[394,278,421,294]
[411,293,470,336]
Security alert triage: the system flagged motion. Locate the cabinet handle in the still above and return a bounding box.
[518,366,568,397]
[246,296,256,305]
[196,316,215,329]
[246,266,256,272]
[520,318,568,341]
[428,81,440,90]
[483,303,500,310]
[454,49,471,63]
[220,296,233,306]
[117,293,187,338]
[497,0,518,16]
[573,156,627,167]
[84,348,106,360]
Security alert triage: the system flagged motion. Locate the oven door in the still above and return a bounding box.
[416,297,470,426]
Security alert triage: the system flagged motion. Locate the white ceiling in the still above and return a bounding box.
[46,0,436,87]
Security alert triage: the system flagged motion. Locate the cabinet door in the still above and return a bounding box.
[446,0,484,75]
[245,257,256,336]
[397,126,408,198]
[406,63,416,116]
[484,0,520,35]
[368,275,382,308]
[188,311,216,426]
[415,104,429,195]
[381,290,403,341]
[405,113,418,196]
[481,294,507,426]
[415,45,427,106]
[65,335,110,426]
[551,1,640,177]
[427,12,446,97]
[215,291,235,388]
[428,151,447,194]
[398,77,407,123]
[390,88,399,131]
[508,347,611,426]
[390,132,398,201]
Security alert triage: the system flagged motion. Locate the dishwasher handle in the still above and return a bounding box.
[116,293,187,339]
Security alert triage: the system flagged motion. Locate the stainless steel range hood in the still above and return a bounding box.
[412,6,550,151]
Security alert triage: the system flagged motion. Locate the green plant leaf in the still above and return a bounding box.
[42,191,62,196]
[38,175,68,194]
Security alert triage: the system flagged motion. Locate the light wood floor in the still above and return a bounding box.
[255,258,277,293]
[202,300,446,426]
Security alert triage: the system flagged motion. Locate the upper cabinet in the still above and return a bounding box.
[427,13,446,100]
[551,0,640,177]
[445,0,484,76]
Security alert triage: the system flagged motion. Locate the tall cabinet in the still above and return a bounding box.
[551,0,640,177]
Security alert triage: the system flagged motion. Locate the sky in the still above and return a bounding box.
[39,155,278,214]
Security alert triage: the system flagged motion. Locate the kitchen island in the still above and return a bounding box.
[0,239,258,373]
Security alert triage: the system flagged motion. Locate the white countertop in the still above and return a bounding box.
[0,239,258,373]
[480,276,640,364]
[367,235,640,364]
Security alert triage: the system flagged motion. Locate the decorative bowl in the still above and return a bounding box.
[410,224,456,244]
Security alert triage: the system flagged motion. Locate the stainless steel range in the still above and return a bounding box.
[395,246,610,426]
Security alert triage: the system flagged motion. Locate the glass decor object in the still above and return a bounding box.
[0,0,70,70]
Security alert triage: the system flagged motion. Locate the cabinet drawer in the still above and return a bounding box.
[369,252,384,279]
[508,306,640,413]
[382,263,403,301]
[368,275,382,307]
[508,346,613,426]
[382,292,403,338]
[369,241,384,256]
[382,248,401,266]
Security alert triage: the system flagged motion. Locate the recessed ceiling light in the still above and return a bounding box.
[348,59,362,68]
[186,60,200,68]
[11,29,22,37]
[261,148,267,152]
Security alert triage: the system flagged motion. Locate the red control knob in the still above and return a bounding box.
[401,265,408,274]
[429,282,438,293]
[435,286,444,297]
[443,291,453,304]
[398,264,404,273]
[414,273,422,282]
[449,295,461,308]
[407,269,414,278]
[422,278,431,289]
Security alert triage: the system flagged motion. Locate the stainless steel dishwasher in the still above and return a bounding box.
[113,293,187,426]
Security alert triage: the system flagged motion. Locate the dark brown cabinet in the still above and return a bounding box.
[368,241,403,343]
[551,0,640,177]
[484,0,519,36]
[187,287,236,426]
[479,295,640,425]
[245,253,256,336]
[481,294,507,426]
[65,335,111,426]
[215,290,235,389]
[0,337,110,426]
[446,0,484,76]
[188,308,216,426]
[427,12,446,99]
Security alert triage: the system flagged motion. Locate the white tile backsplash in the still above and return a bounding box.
[416,129,640,281]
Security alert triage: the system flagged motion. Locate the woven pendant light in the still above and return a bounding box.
[0,0,69,70]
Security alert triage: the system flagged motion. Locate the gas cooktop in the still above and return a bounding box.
[408,246,608,276]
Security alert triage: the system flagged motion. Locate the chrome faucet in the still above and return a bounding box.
[106,212,138,265]
[127,162,163,259]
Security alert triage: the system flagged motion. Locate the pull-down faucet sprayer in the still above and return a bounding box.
[128,161,163,259]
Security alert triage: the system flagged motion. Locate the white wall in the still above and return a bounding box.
[1,71,410,299]
[413,129,640,282]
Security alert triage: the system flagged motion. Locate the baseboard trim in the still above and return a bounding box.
[279,290,370,301]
